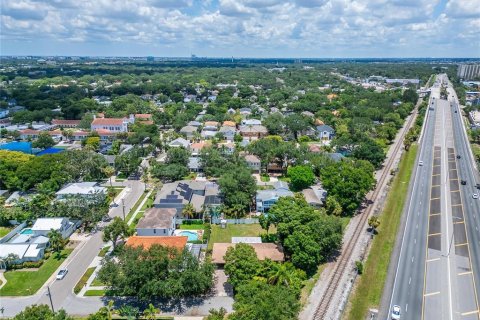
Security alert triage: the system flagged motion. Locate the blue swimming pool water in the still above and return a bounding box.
[20,228,33,235]
[0,141,32,154]
[179,231,199,241]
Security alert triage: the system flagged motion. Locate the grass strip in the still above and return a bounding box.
[74,267,96,294]
[345,144,418,319]
[125,191,149,223]
[0,249,73,296]
[84,289,106,296]
[0,227,11,238]
[98,246,111,258]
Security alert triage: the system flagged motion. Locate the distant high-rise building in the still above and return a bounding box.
[458,64,480,80]
[146,56,154,62]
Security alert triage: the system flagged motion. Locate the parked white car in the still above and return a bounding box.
[391,305,401,320]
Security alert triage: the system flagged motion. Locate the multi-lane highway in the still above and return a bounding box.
[386,74,480,320]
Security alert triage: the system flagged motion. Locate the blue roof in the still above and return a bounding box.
[36,147,64,156]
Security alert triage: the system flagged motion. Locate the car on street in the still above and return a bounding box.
[473,193,479,199]
[476,183,480,190]
[391,305,401,320]
[56,268,68,280]
[457,155,461,159]
[419,161,424,166]
[461,180,467,185]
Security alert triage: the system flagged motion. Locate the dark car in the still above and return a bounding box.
[457,155,461,159]
[476,183,480,190]
[455,110,458,113]
[461,180,467,185]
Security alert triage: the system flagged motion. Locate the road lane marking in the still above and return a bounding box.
[452,204,462,207]
[430,197,441,200]
[430,213,441,216]
[455,243,468,247]
[458,271,473,276]
[453,220,464,224]
[427,258,440,262]
[424,291,440,297]
[461,310,479,316]
[429,233,441,236]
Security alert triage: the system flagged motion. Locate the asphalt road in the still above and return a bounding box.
[0,180,145,317]
[385,75,480,320]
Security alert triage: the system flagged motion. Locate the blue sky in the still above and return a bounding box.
[1,0,479,58]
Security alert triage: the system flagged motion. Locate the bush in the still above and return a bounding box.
[355,261,364,275]
[203,223,211,243]
[182,219,203,225]
[261,233,278,243]
[9,260,44,270]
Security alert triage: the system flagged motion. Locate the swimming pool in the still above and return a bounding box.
[20,228,33,235]
[178,231,199,241]
[0,142,32,154]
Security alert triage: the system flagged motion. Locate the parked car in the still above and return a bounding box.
[56,268,68,280]
[461,180,467,185]
[391,305,401,320]
[457,155,461,159]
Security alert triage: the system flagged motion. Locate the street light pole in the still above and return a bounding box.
[46,286,55,313]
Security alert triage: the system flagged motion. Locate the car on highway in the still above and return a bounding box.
[457,155,461,159]
[419,161,424,166]
[56,268,68,280]
[391,305,401,320]
[476,183,480,189]
[461,180,467,185]
[473,193,479,199]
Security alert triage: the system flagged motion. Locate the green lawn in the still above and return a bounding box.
[345,144,418,319]
[74,267,96,294]
[0,249,73,296]
[208,223,274,250]
[98,246,111,257]
[84,289,106,296]
[260,174,270,182]
[0,227,12,238]
[91,276,105,287]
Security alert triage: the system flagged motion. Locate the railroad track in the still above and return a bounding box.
[312,106,419,320]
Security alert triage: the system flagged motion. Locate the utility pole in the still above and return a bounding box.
[46,286,55,313]
[122,198,126,221]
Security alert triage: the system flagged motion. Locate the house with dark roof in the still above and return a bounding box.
[180,125,198,139]
[316,125,335,140]
[256,181,293,213]
[136,208,177,236]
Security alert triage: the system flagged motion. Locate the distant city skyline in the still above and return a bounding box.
[1,0,479,58]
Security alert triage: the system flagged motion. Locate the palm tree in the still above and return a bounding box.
[106,300,115,320]
[47,229,65,254]
[102,166,115,187]
[267,262,296,287]
[143,303,160,320]
[183,203,196,220]
[63,129,74,142]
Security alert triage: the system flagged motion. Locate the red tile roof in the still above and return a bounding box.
[52,119,81,126]
[20,129,39,134]
[94,129,117,135]
[126,236,188,251]
[91,118,125,126]
[135,113,152,119]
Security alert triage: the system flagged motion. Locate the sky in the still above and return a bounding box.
[1,0,479,58]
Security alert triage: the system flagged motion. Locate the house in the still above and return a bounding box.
[136,208,177,236]
[256,181,293,213]
[191,142,209,156]
[19,129,40,140]
[227,108,236,115]
[239,125,268,140]
[180,126,198,139]
[203,121,219,130]
[244,154,261,172]
[188,157,202,172]
[0,118,11,129]
[135,114,153,125]
[302,185,328,208]
[56,182,106,200]
[188,121,202,127]
[155,180,222,216]
[31,217,75,238]
[126,236,188,251]
[231,237,262,244]
[0,243,45,265]
[91,115,132,133]
[201,129,218,139]
[212,243,284,264]
[0,109,9,119]
[222,121,236,127]
[51,119,81,128]
[219,126,237,141]
[219,142,235,155]
[241,119,262,126]
[239,108,252,117]
[168,138,190,149]
[316,125,335,141]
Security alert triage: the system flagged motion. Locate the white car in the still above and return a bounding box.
[56,268,68,280]
[391,305,401,320]
[473,194,479,199]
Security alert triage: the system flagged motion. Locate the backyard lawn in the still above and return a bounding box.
[0,249,73,296]
[0,227,12,238]
[208,223,274,250]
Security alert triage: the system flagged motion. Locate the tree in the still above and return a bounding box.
[14,305,73,320]
[368,216,380,234]
[263,113,285,135]
[143,304,160,320]
[98,244,214,301]
[32,131,55,150]
[150,163,189,182]
[206,308,227,320]
[287,165,315,191]
[102,217,131,249]
[325,196,342,216]
[285,114,310,140]
[265,261,305,291]
[84,137,100,152]
[182,203,196,219]
[218,167,256,213]
[229,280,300,320]
[224,243,262,289]
[166,147,190,166]
[102,166,115,187]
[47,229,66,254]
[63,129,74,142]
[402,88,419,104]
[87,301,114,320]
[352,139,385,169]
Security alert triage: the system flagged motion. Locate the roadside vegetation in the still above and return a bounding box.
[345,143,419,319]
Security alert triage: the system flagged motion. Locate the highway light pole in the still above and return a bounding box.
[445,216,463,257]
[46,286,55,313]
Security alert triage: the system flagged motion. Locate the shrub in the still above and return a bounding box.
[182,219,203,225]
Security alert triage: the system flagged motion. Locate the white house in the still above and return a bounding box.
[136,208,177,236]
[168,137,190,149]
[219,126,237,141]
[31,217,75,238]
[91,115,134,133]
[316,125,335,141]
[244,154,261,172]
[241,119,262,126]
[56,182,106,200]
